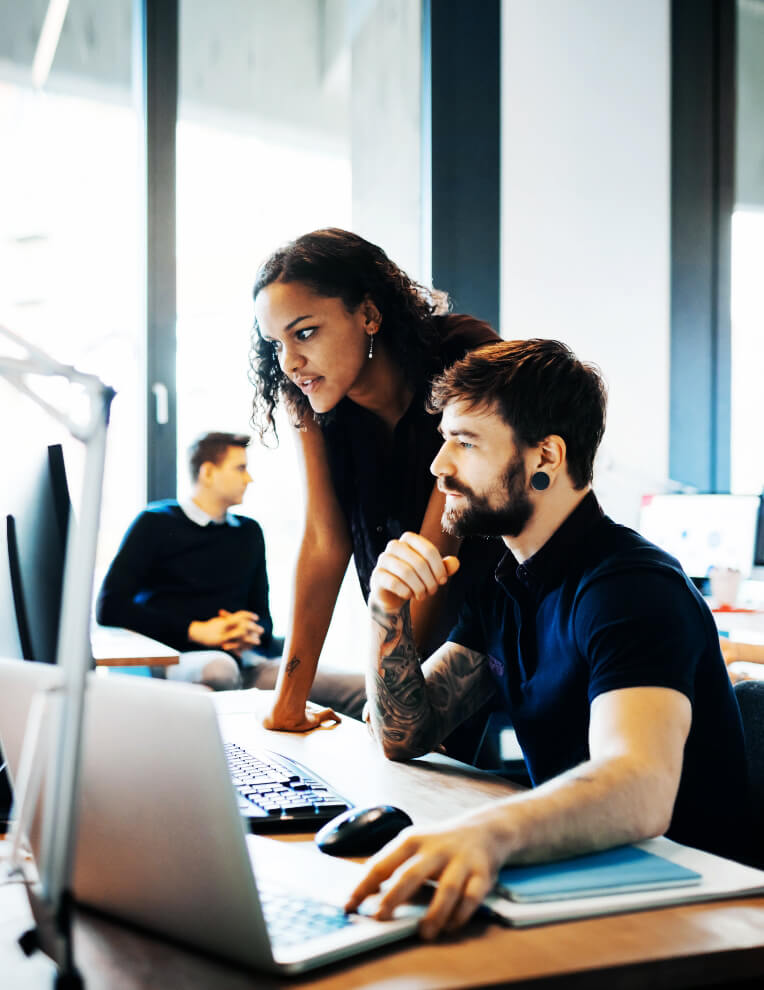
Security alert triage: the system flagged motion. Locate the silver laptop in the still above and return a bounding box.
[0,658,421,974]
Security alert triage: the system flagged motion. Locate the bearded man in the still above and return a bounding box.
[346,338,751,940]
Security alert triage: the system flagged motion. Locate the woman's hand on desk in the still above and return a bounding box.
[263,699,341,732]
[345,813,504,939]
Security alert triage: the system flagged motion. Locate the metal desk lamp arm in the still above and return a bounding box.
[0,324,116,987]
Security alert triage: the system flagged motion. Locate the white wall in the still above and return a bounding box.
[501,0,671,526]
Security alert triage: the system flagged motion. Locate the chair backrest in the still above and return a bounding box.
[734,679,764,868]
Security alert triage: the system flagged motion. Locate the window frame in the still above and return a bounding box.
[670,0,736,493]
[136,0,179,501]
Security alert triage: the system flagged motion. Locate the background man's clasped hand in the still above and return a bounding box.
[188,608,264,656]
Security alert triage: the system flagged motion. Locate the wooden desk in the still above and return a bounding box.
[3,689,764,989]
[90,625,179,668]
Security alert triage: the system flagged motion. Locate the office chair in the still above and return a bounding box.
[734,679,764,869]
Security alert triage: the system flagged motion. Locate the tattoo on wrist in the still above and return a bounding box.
[285,656,301,677]
[373,604,418,670]
[368,603,432,752]
[370,600,410,653]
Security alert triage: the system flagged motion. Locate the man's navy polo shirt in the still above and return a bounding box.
[449,491,749,861]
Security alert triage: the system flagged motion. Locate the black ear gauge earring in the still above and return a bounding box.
[530,471,550,492]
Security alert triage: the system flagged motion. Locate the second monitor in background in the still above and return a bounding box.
[5,443,72,664]
[638,493,762,587]
[1,442,72,822]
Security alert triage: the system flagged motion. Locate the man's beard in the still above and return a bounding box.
[441,453,534,539]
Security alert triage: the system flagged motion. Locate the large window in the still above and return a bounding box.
[175,0,424,663]
[0,3,143,576]
[1,0,501,669]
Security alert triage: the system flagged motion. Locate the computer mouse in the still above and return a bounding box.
[314,804,413,857]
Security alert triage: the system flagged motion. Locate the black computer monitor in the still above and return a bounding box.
[755,494,764,569]
[1,443,71,822]
[5,443,72,664]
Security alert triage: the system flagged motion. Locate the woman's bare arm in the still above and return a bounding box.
[264,418,353,731]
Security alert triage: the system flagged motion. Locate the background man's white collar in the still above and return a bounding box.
[180,498,239,527]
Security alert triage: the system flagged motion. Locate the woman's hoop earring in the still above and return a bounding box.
[530,471,550,492]
[367,334,375,359]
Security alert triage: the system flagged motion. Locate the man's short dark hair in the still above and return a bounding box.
[428,339,607,490]
[188,432,250,482]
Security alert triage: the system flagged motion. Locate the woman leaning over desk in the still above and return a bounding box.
[250,228,502,744]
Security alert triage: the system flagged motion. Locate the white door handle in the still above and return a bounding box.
[151,382,169,425]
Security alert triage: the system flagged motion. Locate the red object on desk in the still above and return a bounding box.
[712,605,760,614]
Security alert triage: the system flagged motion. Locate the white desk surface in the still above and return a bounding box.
[90,625,180,666]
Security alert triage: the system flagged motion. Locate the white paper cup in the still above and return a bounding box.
[708,566,742,608]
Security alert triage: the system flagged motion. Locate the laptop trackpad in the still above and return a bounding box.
[247,835,429,921]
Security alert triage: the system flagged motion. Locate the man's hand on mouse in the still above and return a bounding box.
[345,809,507,939]
[369,532,459,616]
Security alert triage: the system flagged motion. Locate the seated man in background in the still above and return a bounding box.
[347,339,750,939]
[97,431,364,713]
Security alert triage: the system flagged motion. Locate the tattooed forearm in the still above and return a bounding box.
[370,600,408,651]
[368,603,495,760]
[368,603,431,758]
[425,649,494,727]
[285,656,301,677]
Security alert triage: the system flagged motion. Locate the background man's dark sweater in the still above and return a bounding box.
[96,500,273,654]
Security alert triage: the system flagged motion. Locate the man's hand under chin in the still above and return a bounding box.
[369,532,460,615]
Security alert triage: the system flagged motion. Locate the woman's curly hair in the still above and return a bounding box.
[248,228,449,443]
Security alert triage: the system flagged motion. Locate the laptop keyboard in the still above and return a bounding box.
[258,884,354,948]
[224,743,350,830]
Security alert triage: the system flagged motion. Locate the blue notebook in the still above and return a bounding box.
[497,845,703,902]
